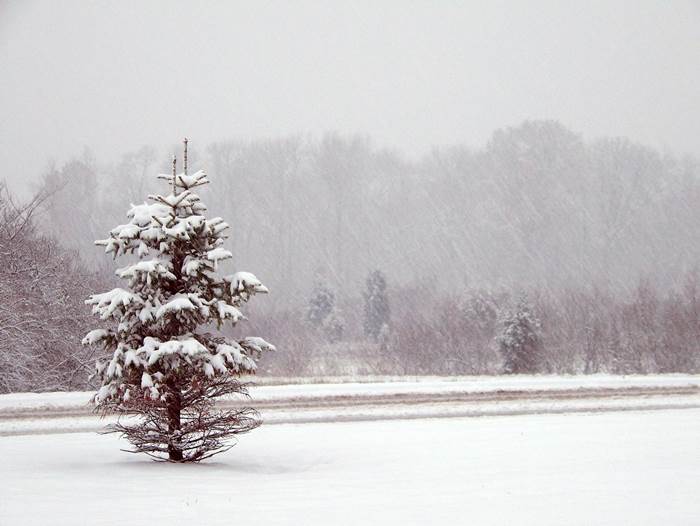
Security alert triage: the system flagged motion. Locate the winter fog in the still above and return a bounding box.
[2,1,699,187]
[3,1,700,523]
[2,1,700,384]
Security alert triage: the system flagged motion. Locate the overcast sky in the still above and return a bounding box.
[1,0,699,195]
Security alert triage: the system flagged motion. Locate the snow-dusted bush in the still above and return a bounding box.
[497,296,543,374]
[84,150,274,461]
[0,184,101,393]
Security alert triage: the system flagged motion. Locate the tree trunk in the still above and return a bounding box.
[167,382,183,462]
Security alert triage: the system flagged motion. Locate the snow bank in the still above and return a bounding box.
[1,374,698,413]
[249,374,700,401]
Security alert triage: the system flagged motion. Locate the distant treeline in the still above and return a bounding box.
[251,271,700,377]
[1,120,698,392]
[39,120,700,303]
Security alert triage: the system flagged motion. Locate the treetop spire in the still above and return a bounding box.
[184,137,189,176]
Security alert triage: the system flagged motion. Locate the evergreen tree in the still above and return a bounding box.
[363,270,390,342]
[497,295,542,374]
[324,308,345,343]
[306,280,345,343]
[84,144,274,462]
[307,281,335,328]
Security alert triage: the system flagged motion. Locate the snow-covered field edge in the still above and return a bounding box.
[1,374,699,436]
[2,374,698,412]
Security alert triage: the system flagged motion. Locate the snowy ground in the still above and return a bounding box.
[1,375,699,436]
[3,374,700,411]
[1,409,699,525]
[1,374,699,436]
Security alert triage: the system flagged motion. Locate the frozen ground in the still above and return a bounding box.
[1,409,699,525]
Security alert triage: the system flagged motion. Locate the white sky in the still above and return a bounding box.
[1,0,699,194]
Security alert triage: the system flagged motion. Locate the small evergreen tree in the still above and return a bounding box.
[84,142,274,462]
[324,308,345,343]
[363,270,390,342]
[307,280,345,342]
[497,295,542,374]
[307,282,335,329]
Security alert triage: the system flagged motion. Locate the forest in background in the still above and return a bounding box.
[3,120,700,392]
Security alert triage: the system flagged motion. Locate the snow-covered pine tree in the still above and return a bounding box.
[362,269,390,342]
[324,307,345,343]
[306,281,345,343]
[496,295,543,374]
[83,142,274,462]
[307,281,335,329]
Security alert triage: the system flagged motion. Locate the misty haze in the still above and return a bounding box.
[1,1,699,525]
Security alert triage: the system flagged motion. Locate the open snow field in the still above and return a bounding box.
[1,409,699,525]
[2,377,699,524]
